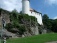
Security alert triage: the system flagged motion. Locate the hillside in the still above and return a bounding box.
[0,8,40,37]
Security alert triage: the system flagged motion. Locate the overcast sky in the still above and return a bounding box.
[0,0,57,19]
[0,0,22,12]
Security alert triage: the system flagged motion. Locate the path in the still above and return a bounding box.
[46,41,57,43]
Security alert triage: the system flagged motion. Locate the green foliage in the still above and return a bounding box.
[43,14,57,32]
[30,16,37,22]
[42,14,49,26]
[18,25,26,35]
[11,9,19,15]
[10,9,19,27]
[52,19,57,32]
[10,10,19,21]
[18,14,37,26]
[23,14,30,21]
[5,23,13,30]
[18,14,23,23]
[5,23,26,35]
[12,21,19,28]
[42,14,49,20]
[42,14,52,29]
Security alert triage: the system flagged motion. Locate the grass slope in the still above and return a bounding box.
[7,33,57,43]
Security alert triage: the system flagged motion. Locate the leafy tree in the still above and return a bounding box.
[10,9,19,21]
[51,19,57,32]
[5,23,13,31]
[18,25,26,35]
[42,14,52,30]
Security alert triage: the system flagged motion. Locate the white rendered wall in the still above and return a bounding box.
[36,13,43,25]
[30,11,43,25]
[22,0,30,14]
[39,13,43,25]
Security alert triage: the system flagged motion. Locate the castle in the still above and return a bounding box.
[22,0,43,25]
[22,0,43,35]
[0,0,43,37]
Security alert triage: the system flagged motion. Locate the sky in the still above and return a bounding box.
[0,0,57,19]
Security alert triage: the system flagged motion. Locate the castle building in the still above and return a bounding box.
[22,0,43,35]
[22,0,43,25]
[0,0,43,36]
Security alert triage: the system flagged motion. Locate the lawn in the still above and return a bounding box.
[7,33,57,43]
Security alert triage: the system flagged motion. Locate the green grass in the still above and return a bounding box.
[7,33,57,43]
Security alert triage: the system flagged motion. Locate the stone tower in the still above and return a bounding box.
[22,0,30,14]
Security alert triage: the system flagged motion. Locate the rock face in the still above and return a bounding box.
[0,16,2,29]
[35,26,39,35]
[1,29,18,38]
[30,26,39,35]
[1,11,10,24]
[0,9,39,37]
[0,10,10,30]
[42,29,47,34]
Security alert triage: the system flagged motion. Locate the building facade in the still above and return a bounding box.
[22,0,43,35]
[22,0,43,25]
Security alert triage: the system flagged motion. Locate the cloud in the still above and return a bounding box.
[0,0,22,12]
[53,16,57,19]
[45,0,57,5]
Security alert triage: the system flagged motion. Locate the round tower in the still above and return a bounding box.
[22,0,30,14]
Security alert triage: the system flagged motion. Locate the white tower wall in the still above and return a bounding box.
[39,13,43,25]
[22,0,30,14]
[30,12,43,25]
[36,13,43,25]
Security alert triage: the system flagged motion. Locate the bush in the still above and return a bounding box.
[5,23,13,31]
[18,25,26,35]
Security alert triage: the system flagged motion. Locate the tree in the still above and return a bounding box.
[18,25,26,35]
[42,14,52,30]
[5,23,13,31]
[51,19,57,32]
[10,9,19,21]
